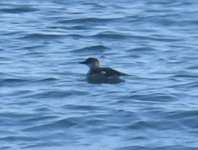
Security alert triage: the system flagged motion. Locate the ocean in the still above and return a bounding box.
[0,0,198,149]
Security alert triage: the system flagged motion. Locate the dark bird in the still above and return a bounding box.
[79,57,126,84]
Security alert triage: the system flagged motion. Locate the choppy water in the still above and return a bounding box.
[0,0,198,149]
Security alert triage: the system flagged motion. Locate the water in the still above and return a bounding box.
[0,0,198,149]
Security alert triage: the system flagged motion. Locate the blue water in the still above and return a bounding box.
[0,0,198,149]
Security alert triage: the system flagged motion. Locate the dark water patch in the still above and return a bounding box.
[125,119,179,130]
[118,146,148,150]
[173,72,198,79]
[82,2,106,8]
[0,112,35,118]
[0,72,7,77]
[128,46,157,53]
[123,120,153,130]
[0,78,31,87]
[118,145,198,150]
[0,6,39,14]
[24,91,72,99]
[93,31,131,39]
[146,0,193,6]
[130,92,176,102]
[21,33,65,41]
[2,31,24,36]
[0,112,36,126]
[181,117,198,129]
[50,24,90,30]
[0,56,10,61]
[62,104,105,111]
[0,135,39,142]
[22,143,63,149]
[0,146,12,150]
[65,33,87,39]
[150,34,183,42]
[33,77,58,83]
[163,110,198,129]
[157,146,198,150]
[69,25,89,30]
[57,17,118,25]
[187,65,198,70]
[33,106,54,113]
[165,110,198,120]
[21,45,44,50]
[71,45,109,54]
[182,81,198,89]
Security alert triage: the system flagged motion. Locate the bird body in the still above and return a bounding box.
[80,57,125,84]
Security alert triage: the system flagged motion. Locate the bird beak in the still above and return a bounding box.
[79,61,86,64]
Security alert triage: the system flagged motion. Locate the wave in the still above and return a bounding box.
[0,78,30,87]
[92,31,131,39]
[23,117,79,132]
[24,89,88,99]
[130,92,176,102]
[71,45,109,53]
[0,7,39,14]
[21,33,65,40]
[57,17,120,24]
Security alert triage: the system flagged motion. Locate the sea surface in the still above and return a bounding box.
[0,0,198,150]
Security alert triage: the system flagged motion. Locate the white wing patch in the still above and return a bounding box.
[101,71,106,75]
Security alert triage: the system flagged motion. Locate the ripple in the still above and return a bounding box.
[0,135,39,142]
[21,45,44,50]
[128,46,157,53]
[0,112,35,121]
[21,33,65,40]
[130,92,176,102]
[22,115,57,124]
[62,104,105,112]
[33,77,58,83]
[165,110,198,120]
[0,6,39,14]
[173,72,198,79]
[23,117,79,132]
[118,145,197,150]
[71,45,109,54]
[93,31,131,39]
[0,78,30,87]
[124,119,177,131]
[57,17,119,24]
[169,81,198,90]
[24,90,88,99]
[162,110,198,131]
[0,56,10,61]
